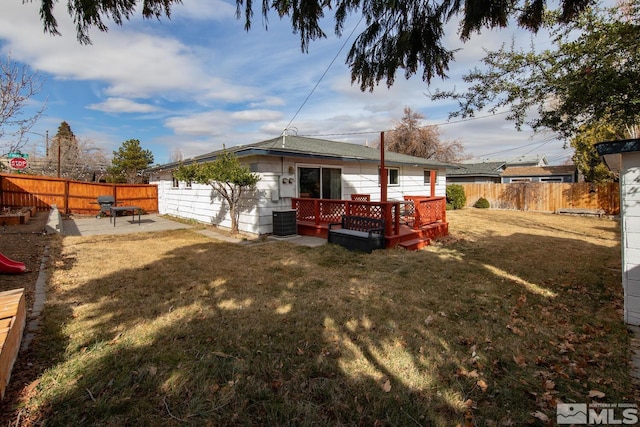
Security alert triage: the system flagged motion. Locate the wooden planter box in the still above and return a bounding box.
[0,207,35,226]
[0,289,26,400]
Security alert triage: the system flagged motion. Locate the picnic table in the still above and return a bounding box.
[109,206,141,227]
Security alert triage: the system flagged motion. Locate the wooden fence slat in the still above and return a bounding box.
[457,182,620,215]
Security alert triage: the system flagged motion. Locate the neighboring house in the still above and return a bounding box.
[446,161,505,183]
[146,135,452,236]
[595,138,640,325]
[500,165,578,183]
[447,155,550,183]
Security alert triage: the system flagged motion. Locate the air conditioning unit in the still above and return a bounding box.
[272,209,297,237]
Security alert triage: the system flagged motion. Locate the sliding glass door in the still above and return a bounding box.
[298,166,342,199]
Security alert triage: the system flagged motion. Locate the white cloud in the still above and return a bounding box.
[230,110,282,121]
[87,98,160,113]
[171,0,236,20]
[165,111,231,136]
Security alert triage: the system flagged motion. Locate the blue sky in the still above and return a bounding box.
[0,0,573,166]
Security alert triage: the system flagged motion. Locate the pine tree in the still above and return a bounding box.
[108,139,154,183]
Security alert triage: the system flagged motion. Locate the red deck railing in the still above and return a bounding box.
[291,196,446,236]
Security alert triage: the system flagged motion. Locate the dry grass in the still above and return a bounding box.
[5,209,638,426]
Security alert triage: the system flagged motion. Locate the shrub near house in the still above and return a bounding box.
[446,184,466,210]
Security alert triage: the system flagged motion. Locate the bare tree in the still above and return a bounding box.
[169,148,184,163]
[382,107,468,163]
[31,138,109,181]
[29,121,109,181]
[0,54,45,154]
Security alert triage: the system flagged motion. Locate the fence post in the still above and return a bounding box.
[64,179,70,214]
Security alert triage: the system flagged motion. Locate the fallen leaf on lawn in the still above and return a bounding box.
[456,367,469,377]
[464,410,474,427]
[382,379,391,392]
[513,355,527,367]
[212,351,234,359]
[477,379,488,392]
[425,315,434,325]
[589,389,605,398]
[468,369,479,378]
[544,380,555,390]
[532,411,549,422]
[506,324,524,336]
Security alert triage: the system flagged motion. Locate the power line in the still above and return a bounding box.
[299,111,517,139]
[283,16,364,132]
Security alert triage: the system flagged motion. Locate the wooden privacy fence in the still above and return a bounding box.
[458,182,620,215]
[0,173,158,215]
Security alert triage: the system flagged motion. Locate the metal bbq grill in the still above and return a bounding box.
[96,195,116,218]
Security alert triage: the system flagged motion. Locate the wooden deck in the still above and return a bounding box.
[0,288,25,400]
[298,220,448,251]
[294,196,449,251]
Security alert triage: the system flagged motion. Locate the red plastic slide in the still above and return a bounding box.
[0,252,27,274]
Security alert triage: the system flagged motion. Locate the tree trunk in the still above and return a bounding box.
[229,202,238,234]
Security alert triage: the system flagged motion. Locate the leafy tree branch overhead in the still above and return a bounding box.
[33,0,598,91]
[432,2,640,140]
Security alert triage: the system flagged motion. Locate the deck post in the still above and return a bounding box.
[380,131,387,202]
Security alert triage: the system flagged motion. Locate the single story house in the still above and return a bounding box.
[146,135,453,248]
[446,161,505,183]
[446,155,550,183]
[595,138,640,325]
[500,165,578,183]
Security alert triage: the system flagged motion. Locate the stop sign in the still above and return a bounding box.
[9,157,28,170]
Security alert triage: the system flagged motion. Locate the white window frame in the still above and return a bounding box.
[424,170,437,185]
[379,167,400,186]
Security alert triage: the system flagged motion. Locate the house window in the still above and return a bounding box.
[540,177,562,183]
[185,180,192,188]
[172,176,179,188]
[379,168,400,186]
[298,166,342,199]
[510,178,532,182]
[424,170,437,184]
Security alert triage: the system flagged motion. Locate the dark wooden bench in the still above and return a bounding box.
[328,215,385,253]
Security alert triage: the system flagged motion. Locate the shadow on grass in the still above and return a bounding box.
[7,225,637,426]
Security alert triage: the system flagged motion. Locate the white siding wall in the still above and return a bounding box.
[341,163,447,201]
[150,157,448,236]
[621,152,640,325]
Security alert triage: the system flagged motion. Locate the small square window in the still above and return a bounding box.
[379,168,399,185]
[172,176,179,188]
[424,170,437,184]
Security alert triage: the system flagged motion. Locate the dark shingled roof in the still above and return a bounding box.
[148,135,456,171]
[447,161,504,177]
